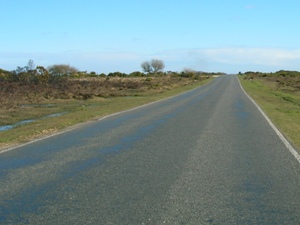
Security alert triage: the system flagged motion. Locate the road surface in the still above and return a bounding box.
[1,75,300,224]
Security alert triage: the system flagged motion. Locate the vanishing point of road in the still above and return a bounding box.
[1,75,300,224]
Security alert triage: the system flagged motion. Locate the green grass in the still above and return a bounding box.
[238,76,300,150]
[0,78,212,150]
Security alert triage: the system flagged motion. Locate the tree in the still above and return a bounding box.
[48,64,78,76]
[151,59,165,73]
[141,59,165,74]
[35,66,49,84]
[141,61,152,73]
[129,71,145,77]
[181,68,196,78]
[27,59,35,71]
[107,71,127,77]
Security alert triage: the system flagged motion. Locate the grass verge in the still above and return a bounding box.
[238,76,300,151]
[0,78,212,150]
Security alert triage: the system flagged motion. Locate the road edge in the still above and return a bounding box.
[0,78,215,154]
[236,75,300,164]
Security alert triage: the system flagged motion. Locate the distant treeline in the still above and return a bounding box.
[240,70,300,90]
[240,70,300,78]
[0,60,223,106]
[0,60,224,84]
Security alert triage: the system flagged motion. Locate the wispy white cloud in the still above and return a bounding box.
[199,48,300,66]
[0,51,142,72]
[149,47,300,73]
[158,47,300,65]
[1,47,300,73]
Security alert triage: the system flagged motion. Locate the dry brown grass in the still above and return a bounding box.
[239,75,300,150]
[0,75,212,149]
[0,76,205,109]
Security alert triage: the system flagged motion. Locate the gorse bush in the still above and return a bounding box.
[0,59,217,109]
[240,70,300,91]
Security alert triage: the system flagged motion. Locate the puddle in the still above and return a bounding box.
[42,112,67,119]
[0,112,67,132]
[0,119,35,132]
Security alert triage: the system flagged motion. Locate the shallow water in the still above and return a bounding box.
[0,112,67,132]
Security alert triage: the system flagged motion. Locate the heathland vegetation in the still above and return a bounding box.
[0,60,221,108]
[1,59,299,151]
[0,59,221,149]
[239,71,300,149]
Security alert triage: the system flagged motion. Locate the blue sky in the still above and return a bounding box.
[1,0,300,74]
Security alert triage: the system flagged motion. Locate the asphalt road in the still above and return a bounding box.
[1,75,300,225]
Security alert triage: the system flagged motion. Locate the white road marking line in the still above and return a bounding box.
[236,76,300,164]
